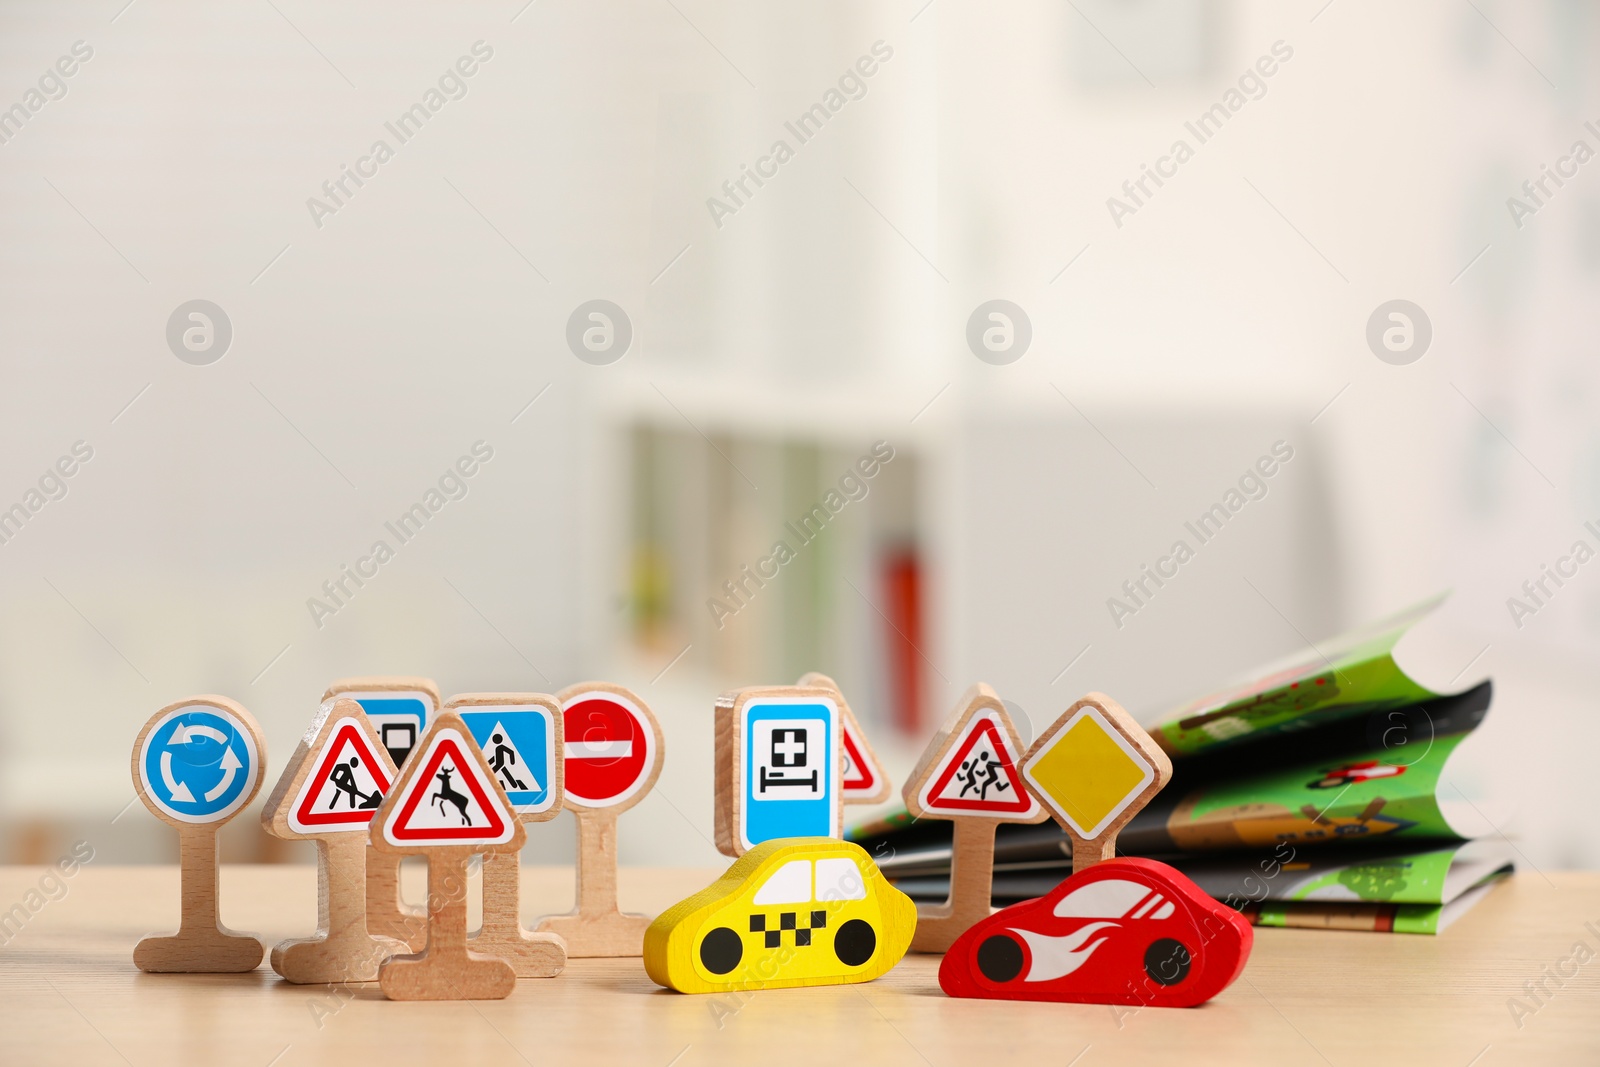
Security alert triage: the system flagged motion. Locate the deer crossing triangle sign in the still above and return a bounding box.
[379,726,516,847]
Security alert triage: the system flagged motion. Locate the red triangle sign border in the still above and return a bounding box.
[841,719,879,793]
[384,731,511,844]
[291,718,393,831]
[919,711,1038,817]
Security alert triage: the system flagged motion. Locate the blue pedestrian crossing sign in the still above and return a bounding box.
[739,696,841,851]
[458,702,560,816]
[137,701,262,824]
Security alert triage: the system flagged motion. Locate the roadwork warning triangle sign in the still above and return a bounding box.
[917,710,1039,818]
[289,718,392,833]
[379,723,517,847]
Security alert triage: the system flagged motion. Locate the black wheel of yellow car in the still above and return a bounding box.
[700,926,743,975]
[833,918,876,967]
[976,933,1024,983]
[1144,938,1191,986]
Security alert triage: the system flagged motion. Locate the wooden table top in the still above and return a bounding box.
[1,864,1595,1066]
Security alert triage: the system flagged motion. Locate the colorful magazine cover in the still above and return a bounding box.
[1151,593,1450,758]
[850,595,1509,933]
[1118,684,1491,855]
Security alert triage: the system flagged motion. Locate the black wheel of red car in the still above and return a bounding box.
[700,926,743,975]
[833,919,876,967]
[976,934,1024,983]
[1144,938,1191,986]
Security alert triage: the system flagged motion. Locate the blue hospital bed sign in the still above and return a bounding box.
[740,697,841,851]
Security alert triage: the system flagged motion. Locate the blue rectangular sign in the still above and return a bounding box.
[740,698,839,850]
[459,705,558,815]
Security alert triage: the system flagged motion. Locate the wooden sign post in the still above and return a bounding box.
[1020,692,1172,871]
[714,681,843,857]
[370,712,526,1000]
[796,672,891,807]
[261,698,407,984]
[536,682,663,957]
[450,693,567,978]
[131,696,267,973]
[324,676,440,951]
[902,683,1045,952]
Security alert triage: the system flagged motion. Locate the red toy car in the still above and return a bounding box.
[939,857,1252,1007]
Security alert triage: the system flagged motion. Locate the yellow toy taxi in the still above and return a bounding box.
[644,837,917,993]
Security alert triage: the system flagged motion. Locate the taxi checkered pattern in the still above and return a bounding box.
[750,909,828,948]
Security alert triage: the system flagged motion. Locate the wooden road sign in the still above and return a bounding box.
[131,695,267,973]
[324,676,441,952]
[714,682,843,857]
[261,698,408,983]
[451,692,567,978]
[901,683,1045,952]
[1020,692,1172,871]
[370,712,526,1000]
[536,682,664,958]
[796,672,890,806]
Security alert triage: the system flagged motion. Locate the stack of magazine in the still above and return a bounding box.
[852,598,1511,934]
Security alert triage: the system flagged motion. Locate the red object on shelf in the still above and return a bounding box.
[881,550,923,736]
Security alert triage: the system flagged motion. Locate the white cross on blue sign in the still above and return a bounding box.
[740,697,840,850]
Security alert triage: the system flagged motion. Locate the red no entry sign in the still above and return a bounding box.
[560,686,662,812]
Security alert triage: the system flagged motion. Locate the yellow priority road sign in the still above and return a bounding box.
[1020,693,1172,871]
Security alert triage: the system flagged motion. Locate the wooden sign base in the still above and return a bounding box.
[910,819,998,954]
[367,851,427,951]
[472,852,567,977]
[379,854,516,1001]
[537,810,649,957]
[134,828,263,974]
[272,836,407,984]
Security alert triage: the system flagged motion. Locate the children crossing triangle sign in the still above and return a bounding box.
[914,705,1040,819]
[288,717,393,833]
[380,725,516,846]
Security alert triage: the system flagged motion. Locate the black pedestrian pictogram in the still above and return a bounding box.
[955,751,1011,802]
[327,755,382,810]
[430,766,472,825]
[487,731,527,791]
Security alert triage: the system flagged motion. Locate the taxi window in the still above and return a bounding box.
[1053,878,1152,919]
[814,857,866,902]
[753,859,812,905]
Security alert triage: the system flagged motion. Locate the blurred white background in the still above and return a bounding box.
[0,0,1595,872]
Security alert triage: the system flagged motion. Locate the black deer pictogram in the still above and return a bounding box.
[430,766,471,826]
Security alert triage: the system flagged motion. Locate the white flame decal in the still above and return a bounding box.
[1012,922,1120,982]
